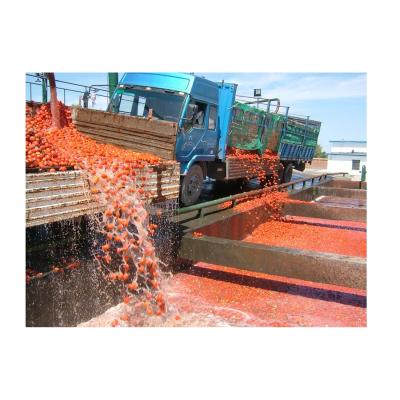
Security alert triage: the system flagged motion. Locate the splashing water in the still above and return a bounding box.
[26,103,171,317]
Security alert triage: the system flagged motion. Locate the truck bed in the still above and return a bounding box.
[72,107,178,160]
[229,102,321,163]
[225,157,277,180]
[279,116,321,161]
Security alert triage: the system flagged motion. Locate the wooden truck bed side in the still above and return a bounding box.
[72,106,178,161]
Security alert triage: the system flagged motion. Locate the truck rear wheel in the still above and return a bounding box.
[180,164,204,206]
[278,163,285,184]
[282,163,293,183]
[296,162,306,172]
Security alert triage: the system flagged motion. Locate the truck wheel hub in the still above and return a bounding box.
[188,175,201,194]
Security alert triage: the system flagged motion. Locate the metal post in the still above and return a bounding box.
[42,77,48,103]
[108,73,119,101]
[360,165,366,189]
[83,89,89,108]
[361,165,366,182]
[29,83,32,101]
[302,116,309,145]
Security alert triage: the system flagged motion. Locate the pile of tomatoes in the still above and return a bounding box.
[235,191,290,219]
[26,103,73,170]
[26,102,160,171]
[26,103,168,318]
[226,147,281,185]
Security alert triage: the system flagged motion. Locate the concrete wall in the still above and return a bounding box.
[330,141,367,153]
[308,158,327,170]
[331,145,367,153]
[327,154,367,179]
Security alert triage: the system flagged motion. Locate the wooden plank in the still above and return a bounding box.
[26,170,84,182]
[72,107,179,161]
[81,134,173,160]
[79,131,174,160]
[72,107,177,138]
[74,119,176,142]
[26,161,180,227]
[75,124,175,152]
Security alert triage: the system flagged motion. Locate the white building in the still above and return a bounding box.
[327,140,367,179]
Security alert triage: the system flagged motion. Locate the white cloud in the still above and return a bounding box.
[231,73,366,104]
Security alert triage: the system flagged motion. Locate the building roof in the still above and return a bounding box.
[328,152,367,156]
[329,140,366,144]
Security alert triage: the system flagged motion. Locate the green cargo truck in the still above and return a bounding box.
[229,99,321,182]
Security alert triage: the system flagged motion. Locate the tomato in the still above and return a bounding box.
[26,102,166,317]
[111,319,119,327]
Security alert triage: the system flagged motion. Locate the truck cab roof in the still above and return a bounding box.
[119,72,221,104]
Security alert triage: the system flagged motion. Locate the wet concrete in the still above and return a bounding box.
[80,262,366,327]
[324,179,367,190]
[26,262,121,327]
[283,202,366,222]
[27,173,368,327]
[179,235,366,289]
[290,185,366,202]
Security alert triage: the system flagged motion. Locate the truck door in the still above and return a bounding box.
[176,99,218,160]
[204,104,218,156]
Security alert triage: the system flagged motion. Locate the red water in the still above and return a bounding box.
[81,262,366,327]
[244,220,367,257]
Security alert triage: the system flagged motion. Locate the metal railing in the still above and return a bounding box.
[25,73,112,108]
[178,172,348,218]
[25,74,143,113]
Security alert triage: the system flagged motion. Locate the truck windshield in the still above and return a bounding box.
[110,87,185,123]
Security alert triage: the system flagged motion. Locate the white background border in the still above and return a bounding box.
[1,1,399,399]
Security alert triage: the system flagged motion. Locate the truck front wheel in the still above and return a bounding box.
[180,164,204,206]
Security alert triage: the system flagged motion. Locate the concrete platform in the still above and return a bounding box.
[179,235,366,289]
[27,175,368,326]
[178,178,367,290]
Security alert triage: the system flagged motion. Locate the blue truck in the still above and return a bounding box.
[73,73,321,206]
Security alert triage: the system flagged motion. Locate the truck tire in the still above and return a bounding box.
[180,164,204,206]
[278,163,285,184]
[296,162,306,172]
[282,163,293,183]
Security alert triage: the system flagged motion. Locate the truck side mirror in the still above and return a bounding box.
[186,103,198,121]
[182,103,198,132]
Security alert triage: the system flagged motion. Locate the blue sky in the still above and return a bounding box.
[26,72,366,151]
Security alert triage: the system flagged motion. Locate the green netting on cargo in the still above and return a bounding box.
[229,102,286,154]
[228,102,321,154]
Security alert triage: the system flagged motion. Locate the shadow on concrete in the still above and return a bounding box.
[184,264,367,308]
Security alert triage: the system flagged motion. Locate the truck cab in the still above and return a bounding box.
[108,73,237,205]
[106,73,321,206]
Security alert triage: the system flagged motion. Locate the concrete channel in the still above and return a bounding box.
[26,175,367,326]
[177,177,367,290]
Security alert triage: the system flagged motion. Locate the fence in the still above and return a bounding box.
[25,74,112,110]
